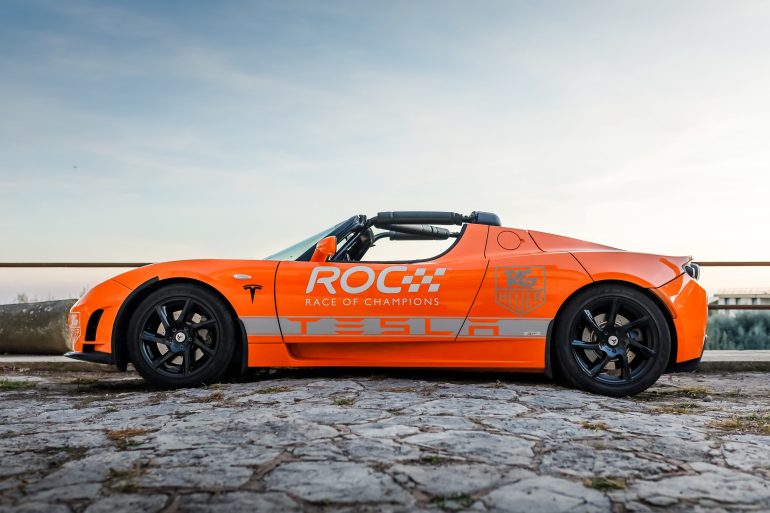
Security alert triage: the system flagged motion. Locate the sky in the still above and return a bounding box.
[1,0,769,303]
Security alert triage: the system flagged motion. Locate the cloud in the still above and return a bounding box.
[2,0,770,301]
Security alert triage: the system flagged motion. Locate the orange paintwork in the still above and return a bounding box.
[69,221,708,372]
[653,273,708,362]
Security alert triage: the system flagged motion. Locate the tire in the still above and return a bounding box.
[127,284,237,388]
[554,283,671,397]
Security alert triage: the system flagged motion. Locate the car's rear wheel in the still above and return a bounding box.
[554,284,670,397]
[127,284,236,388]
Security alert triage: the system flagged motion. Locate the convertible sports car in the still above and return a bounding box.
[66,211,707,396]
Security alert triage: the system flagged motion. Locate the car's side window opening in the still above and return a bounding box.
[332,225,464,263]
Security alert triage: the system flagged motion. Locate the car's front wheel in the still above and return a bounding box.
[555,284,671,397]
[127,284,236,388]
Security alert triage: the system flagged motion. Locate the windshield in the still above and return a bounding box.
[264,221,344,261]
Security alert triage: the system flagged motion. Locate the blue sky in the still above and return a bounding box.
[1,0,769,302]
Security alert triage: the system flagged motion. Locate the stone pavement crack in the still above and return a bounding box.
[1,370,770,512]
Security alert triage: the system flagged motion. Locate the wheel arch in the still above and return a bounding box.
[112,276,248,374]
[544,279,678,379]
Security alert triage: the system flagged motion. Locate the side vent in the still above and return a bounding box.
[85,309,104,341]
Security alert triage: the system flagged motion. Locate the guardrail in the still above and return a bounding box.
[1,260,768,268]
[694,262,770,311]
[695,261,770,267]
[1,261,768,311]
[0,263,151,268]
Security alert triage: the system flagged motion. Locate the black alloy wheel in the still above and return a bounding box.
[555,284,670,397]
[127,284,236,388]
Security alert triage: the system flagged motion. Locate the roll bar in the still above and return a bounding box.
[369,210,501,227]
[373,225,458,242]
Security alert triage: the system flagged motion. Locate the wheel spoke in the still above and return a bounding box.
[177,299,193,327]
[151,351,176,369]
[571,339,600,351]
[619,353,632,382]
[182,347,192,375]
[583,309,602,332]
[589,354,611,377]
[141,331,169,346]
[620,316,649,333]
[191,336,215,357]
[191,319,216,331]
[155,305,172,331]
[629,340,657,358]
[607,298,619,328]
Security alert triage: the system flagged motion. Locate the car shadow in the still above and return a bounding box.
[232,366,557,388]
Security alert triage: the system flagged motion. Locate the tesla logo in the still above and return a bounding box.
[243,284,263,302]
[306,266,446,294]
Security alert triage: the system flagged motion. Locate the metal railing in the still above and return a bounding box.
[694,261,770,267]
[0,263,150,268]
[1,260,768,268]
[693,262,770,312]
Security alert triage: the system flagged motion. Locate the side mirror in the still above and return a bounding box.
[310,236,337,262]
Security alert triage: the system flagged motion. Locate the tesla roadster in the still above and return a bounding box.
[66,211,707,396]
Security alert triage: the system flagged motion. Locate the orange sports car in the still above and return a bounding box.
[66,211,707,396]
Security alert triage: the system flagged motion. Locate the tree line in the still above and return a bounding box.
[706,312,770,350]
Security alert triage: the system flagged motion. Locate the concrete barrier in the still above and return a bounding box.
[0,300,76,354]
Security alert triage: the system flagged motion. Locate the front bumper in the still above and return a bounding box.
[64,351,114,365]
[67,279,132,356]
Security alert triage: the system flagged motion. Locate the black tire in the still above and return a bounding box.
[127,284,236,388]
[554,284,670,397]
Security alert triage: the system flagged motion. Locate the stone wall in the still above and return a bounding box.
[0,300,76,354]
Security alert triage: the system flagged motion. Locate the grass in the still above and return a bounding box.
[653,402,705,415]
[70,377,99,386]
[420,454,446,465]
[254,386,291,394]
[0,379,36,390]
[712,412,770,435]
[106,428,153,449]
[74,393,112,409]
[430,493,474,508]
[199,391,225,403]
[586,476,626,490]
[377,386,418,393]
[640,385,712,401]
[114,482,139,493]
[581,421,610,431]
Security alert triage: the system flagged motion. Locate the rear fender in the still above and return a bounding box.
[571,251,688,289]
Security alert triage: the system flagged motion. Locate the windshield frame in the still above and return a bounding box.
[264,216,362,261]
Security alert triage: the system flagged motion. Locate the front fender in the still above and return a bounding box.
[112,260,280,318]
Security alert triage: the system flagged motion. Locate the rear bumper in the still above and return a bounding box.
[64,351,114,366]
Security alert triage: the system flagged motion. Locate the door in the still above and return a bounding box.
[274,225,489,346]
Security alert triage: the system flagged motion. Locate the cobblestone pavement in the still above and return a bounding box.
[1,368,770,512]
